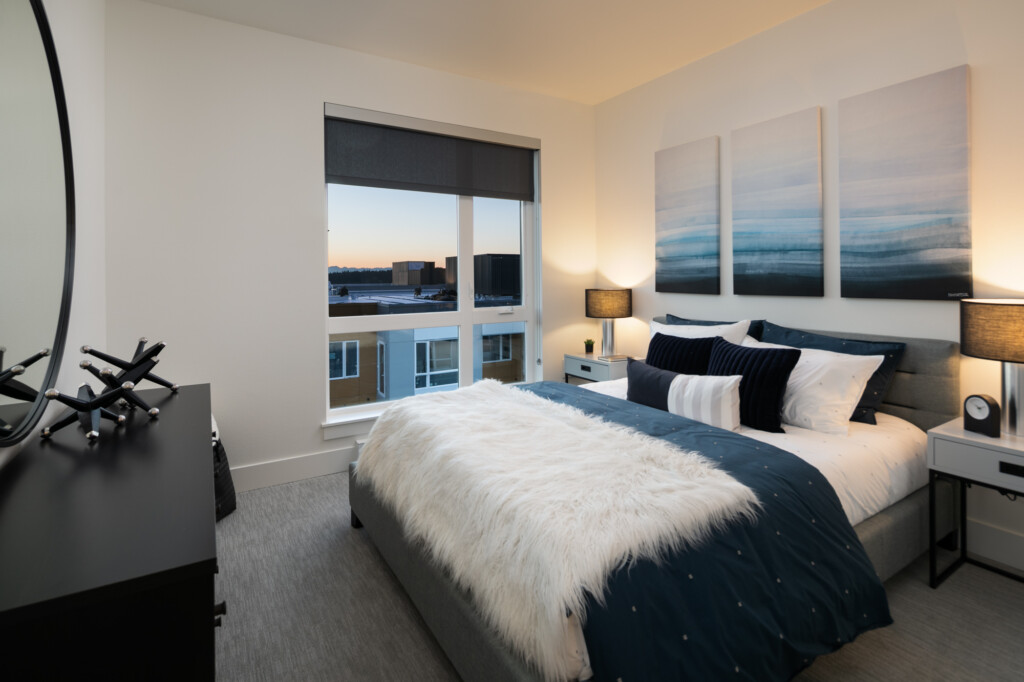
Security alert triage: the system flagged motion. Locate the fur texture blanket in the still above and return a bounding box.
[356,381,760,681]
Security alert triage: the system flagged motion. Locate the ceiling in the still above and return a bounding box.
[142,0,832,105]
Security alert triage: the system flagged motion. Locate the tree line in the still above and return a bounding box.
[329,270,392,284]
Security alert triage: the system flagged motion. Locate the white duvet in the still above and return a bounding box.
[581,378,927,527]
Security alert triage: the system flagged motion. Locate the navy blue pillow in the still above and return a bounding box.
[707,337,800,433]
[645,333,714,375]
[665,314,765,340]
[759,322,906,425]
[626,358,677,412]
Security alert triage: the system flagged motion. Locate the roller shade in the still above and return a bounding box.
[325,117,535,202]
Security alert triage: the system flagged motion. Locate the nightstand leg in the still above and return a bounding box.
[931,476,970,588]
[959,479,968,565]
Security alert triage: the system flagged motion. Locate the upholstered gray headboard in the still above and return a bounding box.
[803,329,959,432]
[651,317,960,432]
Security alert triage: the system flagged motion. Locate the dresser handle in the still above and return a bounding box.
[580,365,591,373]
[999,461,1024,478]
[214,601,227,617]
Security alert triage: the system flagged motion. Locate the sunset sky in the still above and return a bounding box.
[327,184,521,269]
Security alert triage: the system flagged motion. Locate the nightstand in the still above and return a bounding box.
[927,418,1024,587]
[564,353,628,383]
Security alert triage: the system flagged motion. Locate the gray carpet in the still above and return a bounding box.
[215,473,1024,681]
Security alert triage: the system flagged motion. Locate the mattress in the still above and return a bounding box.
[581,377,927,526]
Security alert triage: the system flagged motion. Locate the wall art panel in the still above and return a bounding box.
[839,65,971,300]
[655,136,720,294]
[731,107,823,297]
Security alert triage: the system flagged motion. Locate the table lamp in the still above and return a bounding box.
[960,299,1024,435]
[585,289,632,359]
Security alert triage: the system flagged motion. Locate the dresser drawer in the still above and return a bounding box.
[565,356,612,381]
[931,437,1024,492]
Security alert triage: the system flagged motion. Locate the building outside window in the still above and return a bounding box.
[325,104,539,412]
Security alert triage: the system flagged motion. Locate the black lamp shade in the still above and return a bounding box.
[586,289,632,319]
[960,299,1024,363]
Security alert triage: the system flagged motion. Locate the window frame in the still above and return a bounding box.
[482,334,512,363]
[414,338,460,391]
[323,104,542,424]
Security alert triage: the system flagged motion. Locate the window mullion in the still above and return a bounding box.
[457,196,474,387]
[523,199,539,382]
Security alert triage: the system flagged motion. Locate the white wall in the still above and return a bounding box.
[104,0,596,489]
[593,0,1024,569]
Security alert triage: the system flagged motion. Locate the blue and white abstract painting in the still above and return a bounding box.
[655,136,720,294]
[839,65,971,300]
[732,107,823,297]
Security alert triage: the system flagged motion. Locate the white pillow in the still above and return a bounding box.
[741,336,883,435]
[667,374,743,432]
[649,319,750,345]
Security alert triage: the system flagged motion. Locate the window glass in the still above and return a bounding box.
[473,197,522,308]
[328,185,457,317]
[475,322,525,384]
[329,327,460,408]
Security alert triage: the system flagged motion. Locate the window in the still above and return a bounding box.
[329,340,358,379]
[482,335,511,363]
[324,104,540,415]
[415,338,459,389]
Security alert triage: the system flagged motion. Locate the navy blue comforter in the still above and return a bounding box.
[520,382,891,681]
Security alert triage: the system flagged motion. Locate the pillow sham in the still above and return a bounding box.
[666,314,765,340]
[626,359,742,431]
[649,319,749,345]
[741,337,883,435]
[645,333,715,375]
[759,322,906,424]
[707,337,800,433]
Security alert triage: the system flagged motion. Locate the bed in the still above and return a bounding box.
[348,319,961,681]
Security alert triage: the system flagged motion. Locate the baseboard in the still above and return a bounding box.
[967,518,1024,573]
[230,445,357,492]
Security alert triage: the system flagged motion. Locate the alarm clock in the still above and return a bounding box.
[964,394,1001,437]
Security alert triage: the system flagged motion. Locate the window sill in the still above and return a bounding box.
[322,404,384,441]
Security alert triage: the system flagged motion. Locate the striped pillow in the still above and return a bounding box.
[667,374,743,432]
[627,359,742,431]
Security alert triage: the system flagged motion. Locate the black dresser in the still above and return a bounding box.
[0,384,217,680]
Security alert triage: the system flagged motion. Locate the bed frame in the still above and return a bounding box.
[349,326,962,681]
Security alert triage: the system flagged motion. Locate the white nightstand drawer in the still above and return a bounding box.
[565,356,612,381]
[931,437,1024,491]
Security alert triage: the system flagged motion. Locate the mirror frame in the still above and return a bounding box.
[0,0,75,447]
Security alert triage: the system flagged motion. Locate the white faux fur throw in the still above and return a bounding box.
[356,381,760,681]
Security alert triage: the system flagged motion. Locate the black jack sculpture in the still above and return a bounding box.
[0,346,50,435]
[43,382,131,440]
[41,338,178,440]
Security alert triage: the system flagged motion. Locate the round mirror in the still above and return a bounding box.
[0,0,74,446]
